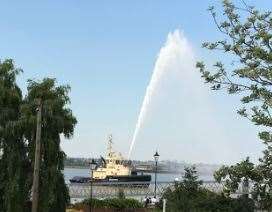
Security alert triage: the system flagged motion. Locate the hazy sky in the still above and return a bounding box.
[0,0,271,164]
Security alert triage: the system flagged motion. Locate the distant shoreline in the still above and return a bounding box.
[65,166,89,169]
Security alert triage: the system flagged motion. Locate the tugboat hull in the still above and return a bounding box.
[70,136,152,187]
[70,174,151,187]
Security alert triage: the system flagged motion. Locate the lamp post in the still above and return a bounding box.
[89,159,97,212]
[153,151,159,199]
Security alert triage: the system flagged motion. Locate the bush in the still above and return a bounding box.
[104,198,143,209]
[160,166,255,212]
[162,186,254,212]
[77,197,143,209]
[82,198,107,208]
[199,194,254,212]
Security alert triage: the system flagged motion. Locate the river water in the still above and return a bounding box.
[64,168,217,203]
[64,167,214,183]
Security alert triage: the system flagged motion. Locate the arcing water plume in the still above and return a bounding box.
[128,30,194,159]
[126,29,261,163]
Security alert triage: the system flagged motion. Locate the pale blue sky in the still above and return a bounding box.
[0,0,271,164]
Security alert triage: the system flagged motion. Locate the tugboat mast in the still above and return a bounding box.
[69,134,151,185]
[107,134,113,157]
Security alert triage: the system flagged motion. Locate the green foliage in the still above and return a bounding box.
[254,146,272,209]
[214,153,272,210]
[23,78,77,212]
[214,157,261,195]
[161,166,208,211]
[161,166,254,212]
[0,59,77,212]
[80,198,143,209]
[197,1,272,210]
[196,0,272,144]
[104,198,143,209]
[199,194,254,212]
[182,166,203,192]
[0,59,29,212]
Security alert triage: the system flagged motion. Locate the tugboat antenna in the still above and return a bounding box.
[107,134,113,156]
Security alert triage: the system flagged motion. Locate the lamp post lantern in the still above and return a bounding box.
[89,159,97,212]
[153,151,159,199]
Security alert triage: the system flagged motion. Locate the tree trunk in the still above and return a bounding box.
[32,99,42,212]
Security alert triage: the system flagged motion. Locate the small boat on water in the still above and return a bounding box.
[69,135,151,186]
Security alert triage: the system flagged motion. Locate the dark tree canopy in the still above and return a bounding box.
[0,59,29,212]
[0,59,77,212]
[162,166,254,212]
[214,153,272,210]
[196,0,272,144]
[23,78,77,212]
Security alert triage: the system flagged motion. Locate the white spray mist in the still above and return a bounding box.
[128,30,194,158]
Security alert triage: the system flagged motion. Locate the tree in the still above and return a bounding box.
[196,1,272,210]
[21,78,77,212]
[214,154,272,210]
[196,0,272,144]
[161,166,254,212]
[214,157,261,196]
[0,59,77,212]
[0,59,29,212]
[161,166,218,211]
[252,147,272,209]
[162,166,204,211]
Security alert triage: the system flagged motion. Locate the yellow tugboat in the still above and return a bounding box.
[70,135,151,186]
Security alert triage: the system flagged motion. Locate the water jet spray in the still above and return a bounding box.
[128,30,194,158]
